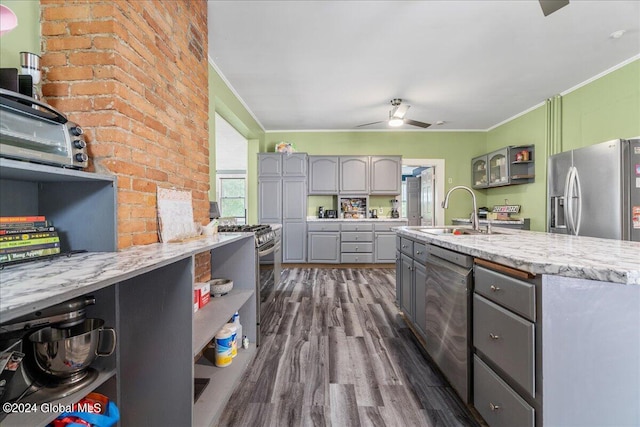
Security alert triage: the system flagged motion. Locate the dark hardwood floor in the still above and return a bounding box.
[218,268,481,427]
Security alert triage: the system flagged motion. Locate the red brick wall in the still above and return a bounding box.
[40,0,211,279]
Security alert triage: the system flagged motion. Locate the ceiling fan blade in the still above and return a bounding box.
[404,119,432,128]
[391,104,410,119]
[356,120,385,128]
[539,0,569,16]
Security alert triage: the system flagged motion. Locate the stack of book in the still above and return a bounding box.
[0,216,60,264]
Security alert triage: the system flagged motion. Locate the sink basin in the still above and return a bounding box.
[418,227,502,236]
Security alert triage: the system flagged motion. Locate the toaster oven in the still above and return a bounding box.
[0,89,88,169]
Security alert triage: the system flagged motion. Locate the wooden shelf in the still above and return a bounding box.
[192,289,254,357]
[193,344,257,427]
[1,368,116,427]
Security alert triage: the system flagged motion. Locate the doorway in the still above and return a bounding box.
[402,158,445,226]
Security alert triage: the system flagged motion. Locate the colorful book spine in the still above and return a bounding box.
[0,237,60,250]
[0,231,59,242]
[0,242,61,255]
[0,216,47,223]
[0,221,49,229]
[0,247,61,263]
[0,226,56,235]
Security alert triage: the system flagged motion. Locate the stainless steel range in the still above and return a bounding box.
[217,224,282,345]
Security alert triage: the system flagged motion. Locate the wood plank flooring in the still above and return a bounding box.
[218,268,481,427]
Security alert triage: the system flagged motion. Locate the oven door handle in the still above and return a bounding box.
[257,244,277,257]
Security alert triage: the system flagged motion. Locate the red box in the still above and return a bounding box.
[193,289,199,313]
[194,282,210,308]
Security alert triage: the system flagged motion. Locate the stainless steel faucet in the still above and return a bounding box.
[442,185,480,231]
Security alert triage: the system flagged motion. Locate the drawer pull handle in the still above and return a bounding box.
[489,403,501,412]
[416,250,422,254]
[489,333,500,340]
[490,285,501,292]
[402,245,407,248]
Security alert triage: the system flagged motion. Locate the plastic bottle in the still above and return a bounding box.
[242,335,249,349]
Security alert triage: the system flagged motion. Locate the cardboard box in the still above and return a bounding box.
[194,282,210,308]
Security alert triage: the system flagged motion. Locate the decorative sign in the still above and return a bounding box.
[492,205,521,214]
[157,187,198,242]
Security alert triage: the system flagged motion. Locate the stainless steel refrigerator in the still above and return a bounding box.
[548,138,640,241]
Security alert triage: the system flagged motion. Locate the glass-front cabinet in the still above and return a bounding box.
[488,148,509,187]
[471,155,488,189]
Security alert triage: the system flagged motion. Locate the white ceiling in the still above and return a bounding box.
[207,1,640,132]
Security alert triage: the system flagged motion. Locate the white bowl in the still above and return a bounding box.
[209,278,233,297]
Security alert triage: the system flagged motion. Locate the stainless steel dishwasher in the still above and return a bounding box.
[424,244,474,403]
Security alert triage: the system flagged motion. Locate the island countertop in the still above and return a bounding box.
[0,233,253,322]
[395,226,640,285]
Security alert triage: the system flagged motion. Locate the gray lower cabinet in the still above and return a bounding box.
[307,222,340,263]
[473,262,538,427]
[400,253,414,320]
[340,222,373,263]
[374,232,396,262]
[308,156,339,194]
[283,221,306,263]
[395,236,402,305]
[397,236,428,335]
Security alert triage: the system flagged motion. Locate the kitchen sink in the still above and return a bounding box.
[418,227,502,236]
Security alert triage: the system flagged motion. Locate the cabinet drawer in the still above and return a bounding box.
[341,223,373,232]
[307,222,341,232]
[399,237,413,256]
[475,265,536,321]
[341,253,374,263]
[373,222,406,231]
[341,231,373,242]
[413,242,427,263]
[474,294,535,397]
[341,242,373,253]
[474,355,534,427]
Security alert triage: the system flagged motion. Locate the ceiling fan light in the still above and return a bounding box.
[388,118,404,127]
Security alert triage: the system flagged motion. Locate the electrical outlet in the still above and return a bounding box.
[379,207,384,214]
[448,178,453,184]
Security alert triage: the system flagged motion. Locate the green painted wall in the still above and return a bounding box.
[0,0,40,70]
[264,132,487,222]
[208,64,265,224]
[486,106,547,231]
[562,59,640,149]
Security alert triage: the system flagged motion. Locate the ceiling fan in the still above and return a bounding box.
[356,99,431,129]
[539,0,569,16]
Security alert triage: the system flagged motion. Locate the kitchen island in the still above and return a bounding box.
[0,233,257,427]
[394,226,640,427]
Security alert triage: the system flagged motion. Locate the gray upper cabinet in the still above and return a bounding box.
[339,156,369,194]
[258,153,282,177]
[282,178,307,221]
[308,156,339,194]
[370,156,401,194]
[283,153,307,177]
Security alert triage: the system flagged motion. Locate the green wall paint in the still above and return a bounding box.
[486,106,547,231]
[0,0,40,70]
[562,59,640,149]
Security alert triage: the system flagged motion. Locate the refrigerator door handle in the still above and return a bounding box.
[564,167,575,235]
[573,168,583,235]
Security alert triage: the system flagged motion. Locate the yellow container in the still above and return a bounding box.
[214,328,233,367]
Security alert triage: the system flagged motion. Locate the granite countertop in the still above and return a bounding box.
[0,233,253,322]
[395,226,640,285]
[307,217,408,222]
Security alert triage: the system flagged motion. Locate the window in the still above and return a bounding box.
[218,177,246,224]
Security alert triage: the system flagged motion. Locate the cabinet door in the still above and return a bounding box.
[472,155,488,189]
[258,178,282,223]
[308,156,339,194]
[258,153,282,177]
[400,254,413,320]
[308,232,340,263]
[488,148,509,187]
[413,262,427,337]
[283,153,307,177]
[282,178,307,221]
[370,156,401,194]
[339,156,369,194]
[283,221,306,263]
[374,232,396,262]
